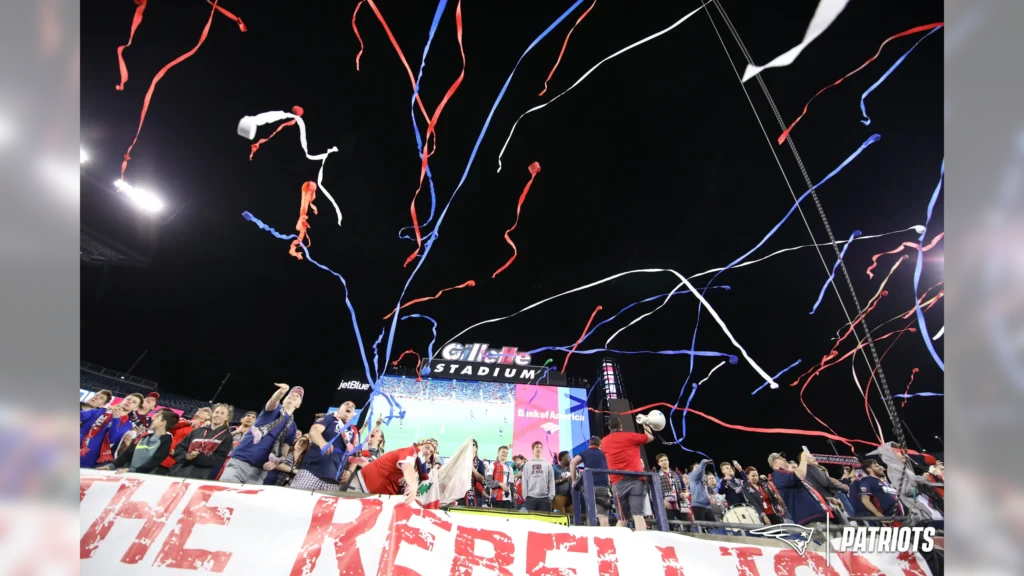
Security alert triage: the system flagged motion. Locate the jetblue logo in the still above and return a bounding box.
[336,380,370,391]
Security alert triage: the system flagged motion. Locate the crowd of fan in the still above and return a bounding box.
[378,376,514,403]
[80,384,944,533]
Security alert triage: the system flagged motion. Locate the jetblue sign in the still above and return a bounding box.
[426,343,547,383]
[336,380,371,391]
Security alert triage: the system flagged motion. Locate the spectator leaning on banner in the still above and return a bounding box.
[340,414,386,491]
[169,404,233,479]
[570,436,611,526]
[769,449,834,525]
[356,438,437,504]
[289,400,359,492]
[221,383,301,485]
[98,409,180,474]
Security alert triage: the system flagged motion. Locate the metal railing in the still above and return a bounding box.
[571,468,669,532]
[80,361,158,390]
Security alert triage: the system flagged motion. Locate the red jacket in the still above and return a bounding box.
[161,421,195,469]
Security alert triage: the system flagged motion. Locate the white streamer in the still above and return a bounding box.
[740,0,850,82]
[932,326,944,341]
[496,2,708,173]
[696,360,728,387]
[440,268,783,389]
[237,110,342,225]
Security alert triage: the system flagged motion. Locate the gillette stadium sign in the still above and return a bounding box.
[426,343,547,383]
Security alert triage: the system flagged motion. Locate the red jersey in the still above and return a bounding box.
[601,431,647,485]
[360,445,423,495]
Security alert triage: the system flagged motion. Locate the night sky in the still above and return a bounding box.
[80,1,944,470]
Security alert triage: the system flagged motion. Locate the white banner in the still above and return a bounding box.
[80,470,931,575]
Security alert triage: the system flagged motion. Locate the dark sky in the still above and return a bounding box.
[80,1,943,469]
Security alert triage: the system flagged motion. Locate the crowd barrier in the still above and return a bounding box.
[80,469,933,575]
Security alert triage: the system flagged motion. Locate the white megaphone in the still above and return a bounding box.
[635,410,666,432]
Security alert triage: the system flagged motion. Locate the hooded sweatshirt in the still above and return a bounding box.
[169,424,233,479]
[111,432,172,473]
[161,420,196,469]
[521,458,555,501]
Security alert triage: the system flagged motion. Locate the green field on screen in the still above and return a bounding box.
[371,397,515,458]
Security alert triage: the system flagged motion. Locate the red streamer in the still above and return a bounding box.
[361,0,430,122]
[492,162,542,278]
[561,305,603,374]
[288,181,318,261]
[382,280,476,320]
[900,368,921,408]
[866,232,944,279]
[207,1,247,32]
[538,0,597,96]
[392,350,423,381]
[403,0,466,267]
[589,402,890,449]
[777,22,944,145]
[249,106,304,160]
[120,0,220,178]
[352,1,367,70]
[114,0,147,91]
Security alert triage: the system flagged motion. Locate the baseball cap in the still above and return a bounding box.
[289,386,305,399]
[146,392,160,400]
[767,452,787,467]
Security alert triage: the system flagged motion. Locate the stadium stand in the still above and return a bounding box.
[80,361,254,422]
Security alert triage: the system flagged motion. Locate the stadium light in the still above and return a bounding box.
[80,147,88,164]
[114,179,165,213]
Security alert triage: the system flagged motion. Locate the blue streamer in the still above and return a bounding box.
[810,230,862,314]
[524,285,730,357]
[371,328,386,381]
[893,392,943,399]
[402,313,439,375]
[751,359,804,395]
[913,160,945,371]
[383,0,587,369]
[398,0,448,243]
[860,26,942,126]
[670,134,882,446]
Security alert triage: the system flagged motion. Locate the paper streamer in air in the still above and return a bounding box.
[677,360,729,443]
[236,109,342,226]
[932,326,944,341]
[121,0,220,178]
[860,26,943,126]
[382,0,587,371]
[392,350,423,381]
[912,160,945,371]
[241,211,405,427]
[371,328,386,380]
[538,347,737,362]
[357,0,430,123]
[894,392,942,400]
[114,0,147,91]
[740,0,850,83]
[398,0,449,244]
[496,2,707,172]
[539,0,597,96]
[561,306,603,374]
[865,232,944,278]
[672,134,880,438]
[751,359,803,395]
[208,1,248,32]
[493,162,542,278]
[398,0,467,266]
[249,106,303,160]
[778,22,944,144]
[810,230,862,314]
[288,181,318,261]
[405,314,440,376]
[525,285,730,357]
[899,368,921,407]
[383,280,476,320]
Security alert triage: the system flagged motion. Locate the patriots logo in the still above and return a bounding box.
[749,524,816,556]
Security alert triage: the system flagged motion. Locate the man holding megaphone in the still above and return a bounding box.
[602,416,655,530]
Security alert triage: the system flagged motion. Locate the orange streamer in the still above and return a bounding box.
[249,105,304,160]
[114,0,147,91]
[120,0,220,178]
[539,0,597,96]
[404,0,467,267]
[207,0,247,31]
[492,162,542,278]
[900,368,920,407]
[288,181,318,261]
[383,280,476,320]
[562,306,603,374]
[866,232,944,279]
[361,0,430,122]
[392,350,423,381]
[352,1,367,70]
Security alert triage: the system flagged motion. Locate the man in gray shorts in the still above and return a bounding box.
[601,417,654,530]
